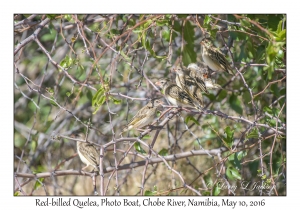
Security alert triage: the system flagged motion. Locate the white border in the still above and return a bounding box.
[4,0,296,209]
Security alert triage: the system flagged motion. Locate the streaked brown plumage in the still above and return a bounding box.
[71,133,100,172]
[155,78,202,111]
[187,63,221,90]
[120,99,163,136]
[201,39,234,75]
[174,67,205,107]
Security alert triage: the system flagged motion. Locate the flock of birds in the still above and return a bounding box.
[73,38,235,172]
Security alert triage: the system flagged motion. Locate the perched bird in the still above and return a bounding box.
[155,78,202,111]
[201,39,234,75]
[203,78,222,89]
[174,67,205,107]
[119,99,163,136]
[187,62,209,75]
[187,62,208,79]
[71,133,100,172]
[187,63,222,90]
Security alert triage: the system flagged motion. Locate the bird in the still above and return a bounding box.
[201,39,234,75]
[174,66,206,107]
[203,78,222,89]
[119,99,164,136]
[155,78,202,111]
[187,63,222,90]
[187,62,208,79]
[71,133,100,172]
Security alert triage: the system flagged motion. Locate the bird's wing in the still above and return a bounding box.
[189,72,209,94]
[167,84,195,106]
[78,143,99,165]
[179,76,203,105]
[125,104,156,129]
[208,47,233,74]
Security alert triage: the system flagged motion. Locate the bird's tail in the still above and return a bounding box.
[227,65,234,75]
[119,126,129,136]
[211,83,222,89]
[192,101,204,113]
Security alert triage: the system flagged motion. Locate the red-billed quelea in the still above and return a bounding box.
[187,63,222,90]
[119,99,164,136]
[71,133,100,172]
[201,39,234,75]
[155,78,203,111]
[174,67,205,107]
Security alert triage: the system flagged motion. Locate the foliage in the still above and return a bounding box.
[14,14,286,196]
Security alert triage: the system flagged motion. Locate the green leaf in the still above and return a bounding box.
[246,128,259,139]
[267,14,283,31]
[46,14,57,20]
[202,191,211,196]
[87,90,93,102]
[226,166,242,180]
[182,21,196,66]
[173,21,182,33]
[182,45,196,66]
[158,148,168,156]
[49,21,55,34]
[229,94,243,115]
[276,19,283,34]
[98,95,106,105]
[41,33,56,42]
[31,141,37,152]
[162,29,170,42]
[204,15,212,27]
[240,19,251,27]
[34,178,44,190]
[213,184,221,196]
[64,15,72,22]
[92,87,107,114]
[92,88,105,106]
[156,19,169,26]
[234,153,241,169]
[110,96,122,105]
[14,191,20,196]
[144,190,156,196]
[49,97,58,107]
[120,50,131,62]
[263,106,272,114]
[142,134,151,140]
[266,119,276,127]
[66,92,71,97]
[276,30,286,42]
[60,55,73,68]
[141,31,167,60]
[185,115,200,125]
[134,142,146,154]
[231,168,242,180]
[183,21,195,45]
[79,64,85,71]
[224,126,234,148]
[177,14,188,18]
[228,153,242,170]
